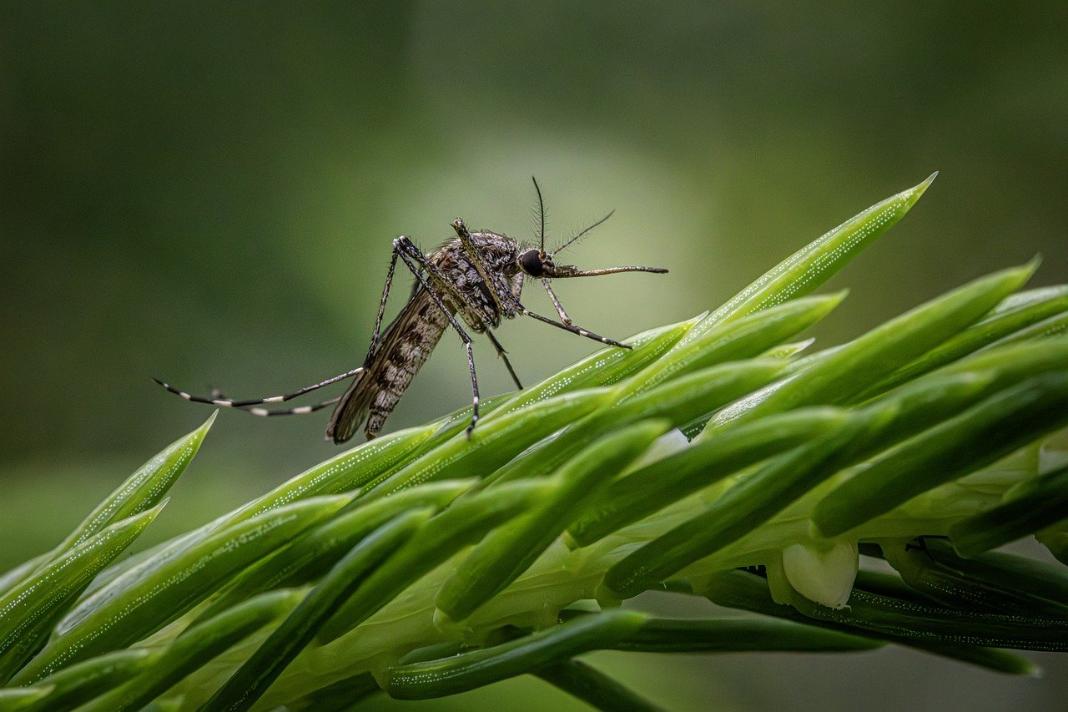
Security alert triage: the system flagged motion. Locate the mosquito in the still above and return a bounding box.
[156,179,668,443]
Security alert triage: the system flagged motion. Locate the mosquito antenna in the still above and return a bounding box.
[532,176,546,252]
[554,209,615,255]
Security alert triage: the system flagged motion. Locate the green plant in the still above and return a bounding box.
[2,173,1067,711]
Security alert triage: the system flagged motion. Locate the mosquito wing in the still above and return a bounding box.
[326,287,450,443]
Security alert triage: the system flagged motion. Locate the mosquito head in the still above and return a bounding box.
[517,248,555,278]
[519,183,668,279]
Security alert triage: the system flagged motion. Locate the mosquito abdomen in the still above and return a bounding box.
[363,291,451,438]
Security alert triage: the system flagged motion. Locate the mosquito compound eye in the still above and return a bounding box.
[518,249,544,277]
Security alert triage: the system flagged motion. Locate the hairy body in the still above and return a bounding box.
[329,232,524,442]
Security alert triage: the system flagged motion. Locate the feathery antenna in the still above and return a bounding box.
[532,176,546,252]
[554,210,615,255]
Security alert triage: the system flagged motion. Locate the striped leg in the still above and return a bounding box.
[520,307,631,349]
[393,237,482,436]
[245,395,342,417]
[206,387,342,417]
[153,366,363,409]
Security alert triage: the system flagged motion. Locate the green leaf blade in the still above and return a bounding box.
[435,420,670,623]
[490,359,788,487]
[813,373,1068,538]
[568,407,850,547]
[318,479,558,644]
[615,616,881,653]
[21,649,155,712]
[76,589,303,712]
[867,285,1068,395]
[951,462,1068,557]
[535,660,664,712]
[201,480,471,619]
[15,496,348,683]
[58,415,214,556]
[364,389,611,497]
[626,293,845,394]
[683,173,937,341]
[204,510,430,712]
[707,261,1038,431]
[384,610,647,700]
[0,504,165,678]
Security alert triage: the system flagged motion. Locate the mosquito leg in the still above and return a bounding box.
[484,328,524,390]
[199,389,341,415]
[393,237,482,436]
[324,247,407,443]
[154,367,364,408]
[521,307,631,349]
[451,218,511,313]
[365,247,400,363]
[246,396,342,417]
[540,278,572,325]
[510,272,525,304]
[206,389,342,416]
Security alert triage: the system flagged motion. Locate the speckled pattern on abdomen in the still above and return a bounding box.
[364,288,451,436]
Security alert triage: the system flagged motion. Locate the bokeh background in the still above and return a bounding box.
[1,3,1066,710]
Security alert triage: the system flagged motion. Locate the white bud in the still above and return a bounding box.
[782,540,858,609]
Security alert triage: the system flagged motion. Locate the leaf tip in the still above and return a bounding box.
[825,288,850,309]
[1003,256,1042,292]
[1024,253,1043,274]
[915,170,939,196]
[201,409,220,431]
[898,171,939,211]
[148,496,171,517]
[183,410,218,454]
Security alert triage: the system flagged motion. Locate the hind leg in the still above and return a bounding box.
[154,367,363,410]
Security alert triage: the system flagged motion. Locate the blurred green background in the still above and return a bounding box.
[1,2,1066,710]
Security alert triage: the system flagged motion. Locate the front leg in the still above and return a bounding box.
[521,305,631,349]
[453,218,526,317]
[504,271,525,317]
[541,278,573,325]
[394,237,484,436]
[452,218,511,314]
